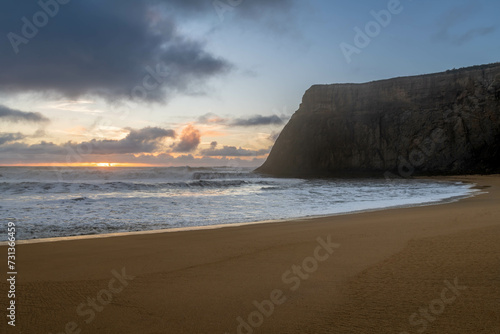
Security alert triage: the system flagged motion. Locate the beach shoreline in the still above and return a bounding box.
[1,174,499,333]
[1,177,481,246]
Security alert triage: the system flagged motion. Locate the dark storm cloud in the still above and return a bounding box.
[171,125,201,152]
[0,1,228,101]
[200,145,269,157]
[0,105,49,123]
[0,0,294,101]
[0,127,175,155]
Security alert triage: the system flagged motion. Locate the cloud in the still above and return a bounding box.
[453,26,496,45]
[201,145,269,157]
[268,131,280,142]
[113,153,265,167]
[32,129,47,137]
[0,141,66,155]
[0,105,49,123]
[158,0,294,22]
[171,124,201,152]
[0,0,294,102]
[0,125,268,163]
[230,115,285,127]
[73,127,176,154]
[197,113,228,125]
[197,113,286,127]
[0,127,175,157]
[0,125,269,166]
[432,2,496,46]
[0,133,26,145]
[125,127,176,143]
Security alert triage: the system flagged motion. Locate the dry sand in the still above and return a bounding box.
[1,175,499,334]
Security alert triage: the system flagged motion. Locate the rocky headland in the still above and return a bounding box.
[257,63,500,177]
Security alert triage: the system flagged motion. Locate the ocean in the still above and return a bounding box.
[0,166,477,241]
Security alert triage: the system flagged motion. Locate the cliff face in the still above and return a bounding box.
[257,63,500,177]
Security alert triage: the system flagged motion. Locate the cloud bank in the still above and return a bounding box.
[0,126,175,157]
[0,133,26,145]
[201,145,269,157]
[0,105,49,123]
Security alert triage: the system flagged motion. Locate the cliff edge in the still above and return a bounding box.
[257,63,500,177]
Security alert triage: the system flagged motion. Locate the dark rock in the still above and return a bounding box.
[256,63,500,177]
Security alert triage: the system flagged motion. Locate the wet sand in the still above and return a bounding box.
[1,175,499,333]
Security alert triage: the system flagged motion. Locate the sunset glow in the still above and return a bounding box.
[1,162,155,168]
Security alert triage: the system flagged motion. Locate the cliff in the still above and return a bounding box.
[257,63,500,177]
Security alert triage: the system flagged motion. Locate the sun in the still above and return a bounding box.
[96,163,114,167]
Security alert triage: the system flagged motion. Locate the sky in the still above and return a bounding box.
[0,0,499,167]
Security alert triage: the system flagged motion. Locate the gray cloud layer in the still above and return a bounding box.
[197,113,286,127]
[201,145,269,157]
[231,115,284,126]
[70,127,176,155]
[0,126,175,156]
[0,105,49,123]
[0,131,266,166]
[0,133,26,145]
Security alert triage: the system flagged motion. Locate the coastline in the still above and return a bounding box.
[1,177,480,245]
[1,175,499,333]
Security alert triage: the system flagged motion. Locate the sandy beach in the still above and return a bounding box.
[2,175,499,334]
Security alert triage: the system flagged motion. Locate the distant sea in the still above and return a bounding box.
[0,166,477,241]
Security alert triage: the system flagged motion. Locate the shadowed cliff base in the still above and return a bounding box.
[256,63,500,178]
